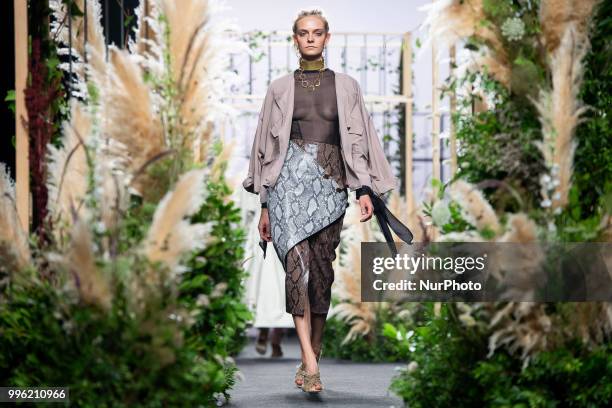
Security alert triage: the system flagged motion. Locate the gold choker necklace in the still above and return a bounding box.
[299,58,324,71]
[297,57,325,91]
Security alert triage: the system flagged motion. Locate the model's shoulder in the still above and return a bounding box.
[269,72,294,90]
[333,71,355,82]
[333,71,359,89]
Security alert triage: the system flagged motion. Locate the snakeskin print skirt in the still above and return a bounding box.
[266,138,348,315]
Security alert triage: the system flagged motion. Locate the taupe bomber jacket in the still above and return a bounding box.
[242,71,398,204]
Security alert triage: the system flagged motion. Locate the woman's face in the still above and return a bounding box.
[293,16,330,60]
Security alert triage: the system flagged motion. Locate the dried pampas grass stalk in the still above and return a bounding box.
[0,164,30,272]
[209,139,235,183]
[149,0,237,163]
[67,219,112,310]
[496,214,545,299]
[105,46,165,192]
[47,101,127,236]
[449,180,501,236]
[130,0,159,57]
[567,302,612,346]
[46,102,92,228]
[497,213,539,243]
[50,0,240,203]
[472,53,512,88]
[50,0,107,97]
[420,0,508,68]
[488,302,552,368]
[144,168,213,272]
[539,0,600,53]
[531,23,590,211]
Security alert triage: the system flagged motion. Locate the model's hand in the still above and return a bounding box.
[259,208,272,241]
[359,194,373,222]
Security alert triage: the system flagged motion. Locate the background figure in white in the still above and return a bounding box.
[231,177,294,355]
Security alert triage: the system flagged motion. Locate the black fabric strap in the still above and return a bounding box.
[359,185,414,256]
[355,186,369,200]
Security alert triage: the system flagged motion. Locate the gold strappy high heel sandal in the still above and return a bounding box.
[302,368,323,393]
[294,363,307,387]
[295,346,323,388]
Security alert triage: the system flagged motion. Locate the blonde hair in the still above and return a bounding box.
[292,9,329,34]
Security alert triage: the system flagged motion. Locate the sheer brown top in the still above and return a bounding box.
[290,68,341,146]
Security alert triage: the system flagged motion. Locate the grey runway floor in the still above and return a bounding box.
[227,333,405,407]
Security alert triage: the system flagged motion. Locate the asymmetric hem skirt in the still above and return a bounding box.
[266,138,348,315]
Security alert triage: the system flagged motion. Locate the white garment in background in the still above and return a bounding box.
[231,178,294,328]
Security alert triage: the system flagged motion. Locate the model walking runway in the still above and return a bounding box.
[265,67,348,316]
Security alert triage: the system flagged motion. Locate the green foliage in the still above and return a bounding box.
[449,72,546,213]
[5,90,16,147]
[322,304,419,362]
[0,278,222,407]
[572,0,612,219]
[178,171,252,403]
[390,304,612,407]
[389,303,488,407]
[182,171,252,359]
[29,0,70,148]
[1,3,251,406]
[482,0,546,91]
[555,182,612,242]
[389,1,612,406]
[5,90,15,114]
[474,342,612,407]
[0,172,249,407]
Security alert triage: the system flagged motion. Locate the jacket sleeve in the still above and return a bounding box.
[351,81,374,191]
[352,80,397,197]
[242,85,274,204]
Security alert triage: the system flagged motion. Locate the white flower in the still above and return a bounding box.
[94,221,106,234]
[211,282,228,298]
[459,313,476,327]
[501,17,525,42]
[541,199,552,208]
[551,163,560,175]
[540,174,551,185]
[431,200,452,226]
[196,294,210,307]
